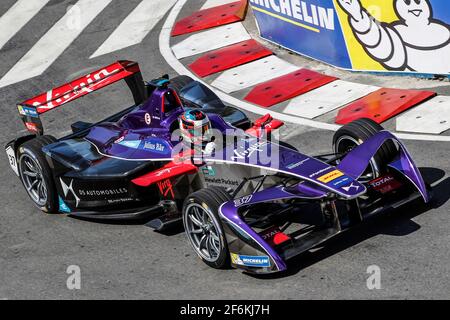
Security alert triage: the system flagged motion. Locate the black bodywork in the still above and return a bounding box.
[7,77,250,221]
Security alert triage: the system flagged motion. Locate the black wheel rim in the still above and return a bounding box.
[19,154,48,206]
[184,203,222,262]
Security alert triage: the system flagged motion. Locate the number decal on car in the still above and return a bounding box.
[5,146,19,176]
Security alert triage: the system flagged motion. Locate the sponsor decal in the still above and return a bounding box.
[117,138,168,153]
[286,158,310,169]
[201,166,216,176]
[231,141,268,161]
[143,140,166,153]
[107,198,134,204]
[18,105,38,118]
[329,175,351,187]
[155,167,174,177]
[60,178,128,207]
[17,105,25,115]
[58,196,71,213]
[234,195,253,207]
[317,169,344,183]
[144,113,151,125]
[25,122,38,132]
[114,136,125,144]
[369,174,402,194]
[118,140,141,149]
[231,253,271,267]
[60,178,80,207]
[342,182,360,192]
[249,0,336,31]
[5,146,19,176]
[204,177,239,187]
[157,179,175,199]
[78,188,128,197]
[260,226,291,246]
[309,167,331,178]
[29,65,122,112]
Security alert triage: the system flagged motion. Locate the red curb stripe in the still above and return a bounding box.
[335,88,436,124]
[188,39,273,77]
[244,69,338,108]
[171,0,248,37]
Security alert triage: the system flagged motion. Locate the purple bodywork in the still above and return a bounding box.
[218,131,429,273]
[81,85,428,274]
[84,86,234,161]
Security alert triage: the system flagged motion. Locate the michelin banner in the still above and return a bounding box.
[250,0,450,76]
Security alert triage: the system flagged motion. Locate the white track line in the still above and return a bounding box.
[211,56,298,93]
[0,0,111,88]
[90,0,176,58]
[201,0,237,10]
[284,80,379,119]
[160,0,450,142]
[396,96,450,134]
[171,22,250,59]
[0,0,50,50]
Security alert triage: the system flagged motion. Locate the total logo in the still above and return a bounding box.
[369,174,402,194]
[370,176,394,188]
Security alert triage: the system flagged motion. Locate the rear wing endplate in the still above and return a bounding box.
[17,60,146,135]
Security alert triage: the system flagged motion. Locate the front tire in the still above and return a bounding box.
[333,118,397,181]
[17,135,58,213]
[182,186,231,269]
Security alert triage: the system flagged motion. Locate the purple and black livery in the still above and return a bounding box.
[5,61,430,274]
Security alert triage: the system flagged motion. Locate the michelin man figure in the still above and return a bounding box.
[337,0,450,74]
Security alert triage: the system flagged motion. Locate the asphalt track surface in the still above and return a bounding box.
[0,0,450,299]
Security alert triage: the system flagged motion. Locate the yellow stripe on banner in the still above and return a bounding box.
[251,5,320,33]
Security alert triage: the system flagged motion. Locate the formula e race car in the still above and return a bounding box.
[5,60,430,274]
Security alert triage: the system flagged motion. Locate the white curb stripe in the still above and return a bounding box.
[90,0,176,58]
[396,96,450,134]
[160,0,450,142]
[0,0,50,50]
[0,0,112,88]
[171,22,250,59]
[283,80,379,119]
[201,0,237,10]
[211,56,298,93]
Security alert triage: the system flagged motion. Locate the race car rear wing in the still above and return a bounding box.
[17,60,146,135]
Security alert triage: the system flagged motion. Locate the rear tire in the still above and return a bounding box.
[17,135,58,213]
[333,118,397,180]
[182,186,231,269]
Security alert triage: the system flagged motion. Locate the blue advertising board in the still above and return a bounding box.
[250,0,450,76]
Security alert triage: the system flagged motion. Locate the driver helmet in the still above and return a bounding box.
[178,109,212,145]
